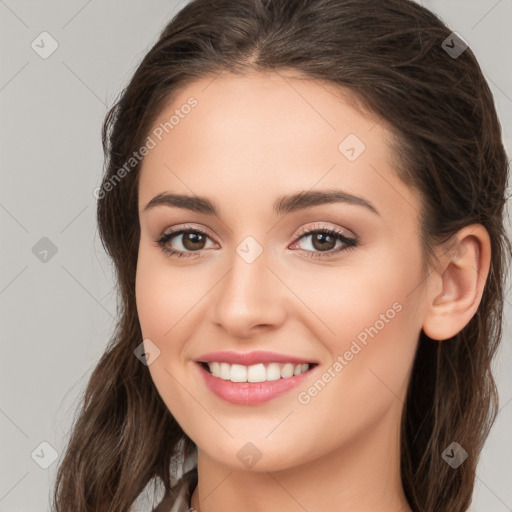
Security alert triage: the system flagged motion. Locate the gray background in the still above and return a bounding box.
[0,1,511,511]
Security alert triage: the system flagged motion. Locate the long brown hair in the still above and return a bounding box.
[52,0,511,510]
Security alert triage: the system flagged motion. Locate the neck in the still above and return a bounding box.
[189,402,412,512]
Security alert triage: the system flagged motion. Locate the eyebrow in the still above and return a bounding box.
[143,189,380,216]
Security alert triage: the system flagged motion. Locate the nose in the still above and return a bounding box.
[210,247,288,340]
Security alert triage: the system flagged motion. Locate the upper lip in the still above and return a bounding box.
[196,350,318,366]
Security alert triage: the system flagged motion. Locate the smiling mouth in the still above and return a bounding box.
[199,361,318,383]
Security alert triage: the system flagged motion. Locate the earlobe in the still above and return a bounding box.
[422,224,491,341]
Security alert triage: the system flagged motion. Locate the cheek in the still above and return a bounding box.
[287,271,421,462]
[135,247,208,379]
[135,265,171,339]
[135,245,189,340]
[295,242,423,350]
[291,243,424,410]
[135,251,194,413]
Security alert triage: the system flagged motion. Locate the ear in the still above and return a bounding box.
[422,224,491,341]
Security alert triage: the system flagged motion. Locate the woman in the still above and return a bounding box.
[52,0,511,511]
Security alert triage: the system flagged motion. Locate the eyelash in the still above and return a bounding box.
[155,224,358,260]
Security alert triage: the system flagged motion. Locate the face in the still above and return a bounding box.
[136,71,429,472]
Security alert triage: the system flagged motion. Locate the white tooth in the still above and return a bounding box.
[220,362,231,380]
[211,362,310,382]
[246,363,266,382]
[281,363,294,379]
[266,363,281,381]
[209,362,221,377]
[230,364,247,382]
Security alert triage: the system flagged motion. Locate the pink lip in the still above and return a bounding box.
[196,362,315,405]
[196,350,317,366]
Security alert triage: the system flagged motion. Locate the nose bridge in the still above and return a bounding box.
[211,237,286,336]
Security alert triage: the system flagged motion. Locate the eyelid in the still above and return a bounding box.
[156,222,358,259]
[160,222,355,242]
[293,222,356,240]
[160,223,216,240]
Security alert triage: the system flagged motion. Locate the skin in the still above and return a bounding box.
[135,71,491,512]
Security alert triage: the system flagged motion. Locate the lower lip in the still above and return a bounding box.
[196,363,314,405]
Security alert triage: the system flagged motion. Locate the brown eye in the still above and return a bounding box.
[310,232,338,252]
[181,232,207,251]
[156,227,216,258]
[291,226,358,260]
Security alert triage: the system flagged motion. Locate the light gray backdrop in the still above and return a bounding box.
[0,1,511,511]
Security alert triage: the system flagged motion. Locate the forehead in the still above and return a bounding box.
[148,70,379,156]
[138,71,420,224]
